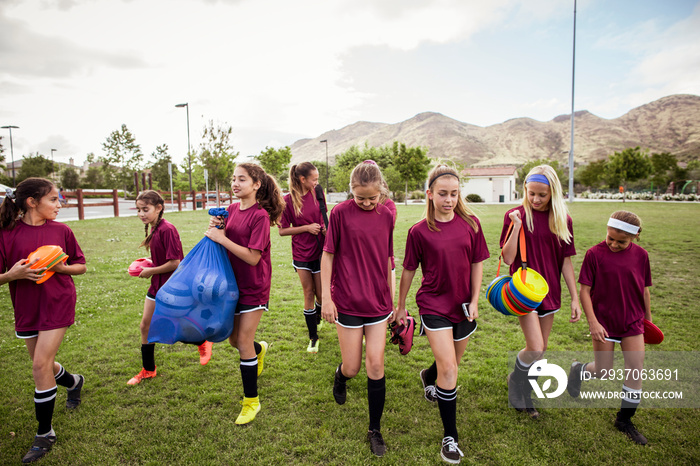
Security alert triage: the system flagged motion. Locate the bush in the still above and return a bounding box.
[393,191,406,203]
[410,190,425,200]
[466,193,483,203]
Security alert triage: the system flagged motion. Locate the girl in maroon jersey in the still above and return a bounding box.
[567,211,652,445]
[0,178,86,463]
[127,190,193,386]
[500,165,581,418]
[321,160,394,457]
[396,165,489,464]
[279,162,326,353]
[205,163,284,425]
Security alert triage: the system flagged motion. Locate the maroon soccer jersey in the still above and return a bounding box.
[0,220,86,332]
[147,219,184,296]
[499,206,576,311]
[403,216,490,323]
[280,190,324,262]
[225,202,272,305]
[578,241,652,338]
[323,199,394,317]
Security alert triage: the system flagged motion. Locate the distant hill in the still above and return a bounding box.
[290,94,700,166]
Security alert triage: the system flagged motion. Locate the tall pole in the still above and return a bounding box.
[175,103,193,192]
[568,0,577,203]
[320,139,328,193]
[51,148,57,183]
[1,125,19,187]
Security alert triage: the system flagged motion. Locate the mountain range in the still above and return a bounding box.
[289,94,700,167]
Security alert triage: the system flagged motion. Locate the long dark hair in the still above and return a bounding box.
[289,162,318,217]
[236,163,285,226]
[136,190,165,250]
[0,178,55,230]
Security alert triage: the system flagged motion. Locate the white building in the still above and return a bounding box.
[461,166,518,203]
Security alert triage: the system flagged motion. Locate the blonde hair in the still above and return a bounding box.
[288,162,318,217]
[610,210,642,240]
[425,164,479,233]
[522,164,572,244]
[349,160,389,203]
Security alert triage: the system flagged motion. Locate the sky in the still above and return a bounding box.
[1,0,699,168]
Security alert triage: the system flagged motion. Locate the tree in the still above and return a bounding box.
[256,146,292,183]
[604,146,652,202]
[576,159,607,190]
[199,121,238,198]
[101,124,143,194]
[148,144,174,192]
[515,159,567,194]
[83,167,104,189]
[61,167,80,190]
[0,136,5,163]
[310,160,332,192]
[390,141,431,205]
[649,152,677,190]
[17,153,54,182]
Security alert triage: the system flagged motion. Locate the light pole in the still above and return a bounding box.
[175,103,193,192]
[1,125,19,187]
[51,148,57,183]
[568,0,577,202]
[320,139,328,194]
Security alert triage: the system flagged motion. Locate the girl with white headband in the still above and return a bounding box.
[567,210,652,445]
[500,164,580,419]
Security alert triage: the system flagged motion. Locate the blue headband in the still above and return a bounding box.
[526,174,550,185]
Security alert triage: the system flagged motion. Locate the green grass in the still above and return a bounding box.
[1,201,699,465]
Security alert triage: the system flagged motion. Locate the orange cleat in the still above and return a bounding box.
[127,367,157,385]
[198,341,213,365]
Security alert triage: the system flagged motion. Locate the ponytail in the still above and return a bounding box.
[136,190,165,250]
[238,163,285,226]
[289,162,318,217]
[0,178,54,231]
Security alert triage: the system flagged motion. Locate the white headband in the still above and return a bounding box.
[607,218,639,235]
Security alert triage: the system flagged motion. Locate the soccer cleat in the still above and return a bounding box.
[522,384,540,419]
[420,369,437,403]
[567,362,584,398]
[22,435,56,463]
[257,341,268,376]
[441,436,464,464]
[235,396,261,425]
[333,364,347,405]
[615,418,648,445]
[66,374,84,409]
[127,367,157,386]
[198,341,213,366]
[367,429,387,457]
[389,315,416,355]
[307,338,319,354]
[506,372,525,412]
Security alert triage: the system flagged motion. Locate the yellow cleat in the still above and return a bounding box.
[235,396,261,425]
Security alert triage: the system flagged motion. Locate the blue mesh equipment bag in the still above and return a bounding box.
[148,209,238,344]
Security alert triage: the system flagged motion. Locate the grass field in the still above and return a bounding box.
[1,201,699,465]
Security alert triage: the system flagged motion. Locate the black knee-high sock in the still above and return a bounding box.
[303,309,318,340]
[240,357,258,398]
[54,363,78,389]
[142,343,156,371]
[617,385,641,421]
[314,301,322,314]
[35,386,57,436]
[512,355,533,384]
[436,385,458,441]
[367,376,386,432]
[424,361,438,386]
